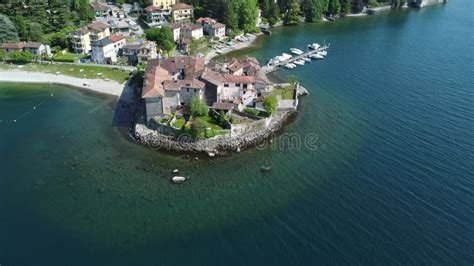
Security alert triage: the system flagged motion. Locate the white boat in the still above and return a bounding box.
[294,60,305,66]
[308,43,321,50]
[302,57,311,62]
[310,53,324,59]
[171,176,187,184]
[319,50,327,56]
[282,53,293,59]
[285,64,296,69]
[290,48,304,55]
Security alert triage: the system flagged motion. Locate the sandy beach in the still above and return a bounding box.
[0,70,126,97]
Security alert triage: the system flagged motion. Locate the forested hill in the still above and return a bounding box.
[0,0,93,42]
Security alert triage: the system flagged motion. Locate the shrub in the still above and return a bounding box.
[263,95,278,115]
[190,97,209,117]
[243,108,259,116]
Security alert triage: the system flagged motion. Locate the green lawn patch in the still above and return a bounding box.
[52,53,87,63]
[271,85,295,100]
[172,118,186,129]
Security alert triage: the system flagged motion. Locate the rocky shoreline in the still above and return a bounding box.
[133,111,295,157]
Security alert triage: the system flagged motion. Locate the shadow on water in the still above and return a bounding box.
[111,72,143,128]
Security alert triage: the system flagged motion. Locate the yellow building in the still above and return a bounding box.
[153,0,176,9]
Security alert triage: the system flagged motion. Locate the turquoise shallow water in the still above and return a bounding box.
[1,2,473,265]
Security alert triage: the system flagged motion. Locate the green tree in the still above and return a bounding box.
[263,95,278,115]
[189,97,209,117]
[28,22,43,42]
[285,0,302,25]
[0,14,19,43]
[145,27,175,54]
[341,0,352,14]
[328,0,342,14]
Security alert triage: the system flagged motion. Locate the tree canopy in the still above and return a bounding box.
[263,95,278,115]
[145,27,175,54]
[189,97,209,117]
[0,14,19,43]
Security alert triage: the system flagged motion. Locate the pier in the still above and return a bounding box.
[261,45,330,73]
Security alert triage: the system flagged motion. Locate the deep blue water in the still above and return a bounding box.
[1,2,473,265]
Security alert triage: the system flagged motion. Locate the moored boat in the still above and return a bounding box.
[294,60,305,65]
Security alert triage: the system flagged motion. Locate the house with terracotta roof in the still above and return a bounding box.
[143,56,206,119]
[143,5,170,26]
[171,3,193,23]
[122,41,158,65]
[91,35,126,64]
[1,42,26,53]
[196,17,226,39]
[1,42,51,57]
[142,55,264,120]
[201,69,257,107]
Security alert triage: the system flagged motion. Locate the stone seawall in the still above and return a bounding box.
[133,111,294,156]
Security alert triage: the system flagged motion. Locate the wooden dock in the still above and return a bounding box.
[262,45,330,73]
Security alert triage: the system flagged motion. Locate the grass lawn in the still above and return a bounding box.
[0,63,131,84]
[195,116,224,131]
[271,85,295,100]
[172,118,186,129]
[52,52,87,62]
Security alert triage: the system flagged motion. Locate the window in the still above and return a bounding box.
[224,84,229,87]
[243,84,248,89]
[236,83,241,87]
[187,88,189,92]
[194,89,198,93]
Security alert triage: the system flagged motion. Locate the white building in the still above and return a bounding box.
[91,35,126,64]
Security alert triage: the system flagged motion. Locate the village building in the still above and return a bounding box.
[142,56,263,121]
[24,42,51,57]
[122,41,158,65]
[70,27,92,54]
[70,21,111,54]
[1,42,26,53]
[142,56,206,119]
[91,35,126,64]
[91,2,111,18]
[171,3,193,23]
[196,17,226,39]
[153,0,176,9]
[143,5,170,26]
[201,69,257,107]
[169,23,203,42]
[1,42,52,57]
[88,21,111,42]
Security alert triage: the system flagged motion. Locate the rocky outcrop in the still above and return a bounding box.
[133,111,294,156]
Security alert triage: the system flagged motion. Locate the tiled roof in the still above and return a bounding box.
[211,23,226,29]
[109,34,125,43]
[202,69,255,85]
[144,5,158,13]
[172,3,192,11]
[24,42,43,49]
[143,57,206,99]
[212,102,234,110]
[91,2,109,11]
[88,21,109,32]
[196,17,216,24]
[72,27,89,35]
[1,42,25,49]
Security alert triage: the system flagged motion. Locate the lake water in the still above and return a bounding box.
[1,2,473,265]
